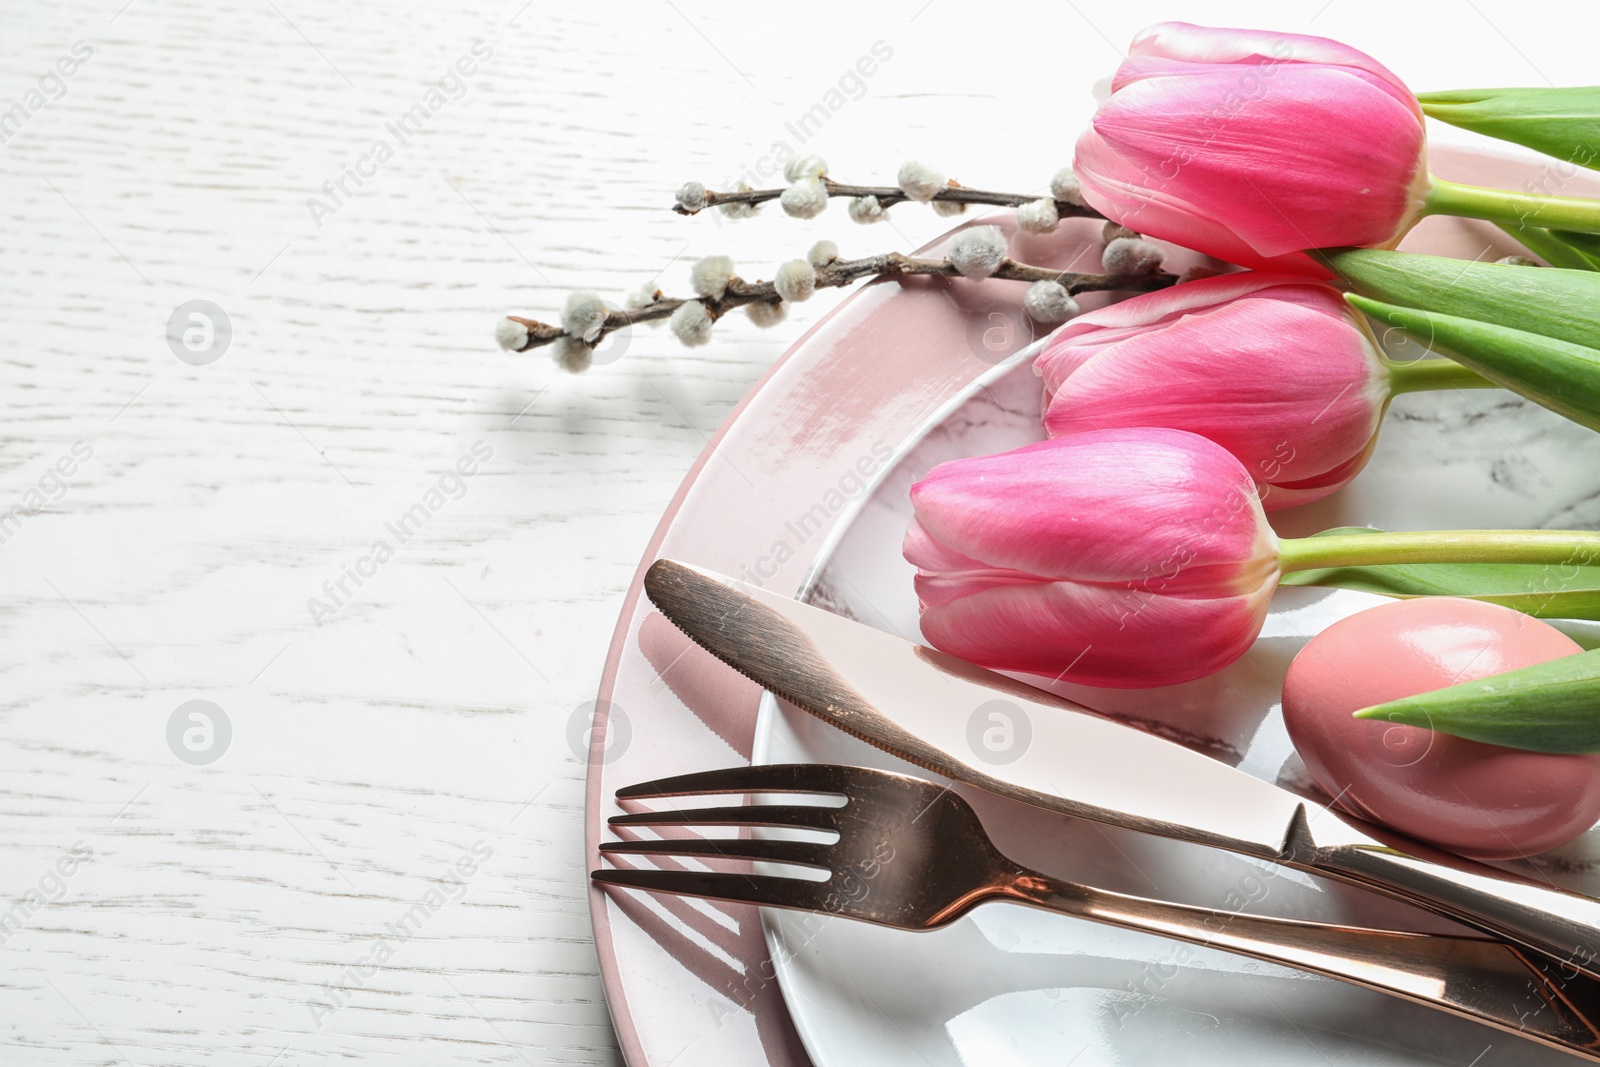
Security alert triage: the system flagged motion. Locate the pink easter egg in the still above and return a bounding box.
[1283,597,1600,859]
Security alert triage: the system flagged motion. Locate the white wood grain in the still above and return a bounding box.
[0,1,1590,1063]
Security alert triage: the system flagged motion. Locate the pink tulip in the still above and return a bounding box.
[1036,272,1390,510]
[904,428,1280,689]
[1074,22,1430,273]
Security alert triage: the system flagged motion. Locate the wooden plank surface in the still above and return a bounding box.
[0,1,1586,1062]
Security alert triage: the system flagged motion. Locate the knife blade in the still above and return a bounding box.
[643,557,1600,979]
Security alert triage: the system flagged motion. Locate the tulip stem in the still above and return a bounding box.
[1426,178,1600,237]
[1383,358,1498,394]
[1279,530,1600,573]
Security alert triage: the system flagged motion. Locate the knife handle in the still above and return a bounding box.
[1301,821,1600,981]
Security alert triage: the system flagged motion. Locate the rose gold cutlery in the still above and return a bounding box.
[636,558,1600,987]
[594,762,1600,1059]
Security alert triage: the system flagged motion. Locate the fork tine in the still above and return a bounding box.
[609,803,843,831]
[615,763,853,800]
[591,867,827,911]
[599,837,833,870]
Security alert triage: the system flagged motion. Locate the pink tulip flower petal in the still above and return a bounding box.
[1256,431,1384,509]
[916,575,1273,688]
[1123,22,1418,114]
[1040,289,1388,487]
[1043,271,1317,339]
[904,429,1284,688]
[1089,66,1426,257]
[909,429,1277,590]
[1074,127,1334,274]
[1034,273,1389,507]
[1079,22,1429,267]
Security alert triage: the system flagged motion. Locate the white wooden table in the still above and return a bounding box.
[0,2,1586,1062]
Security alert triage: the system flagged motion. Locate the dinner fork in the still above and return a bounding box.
[593,762,1600,1060]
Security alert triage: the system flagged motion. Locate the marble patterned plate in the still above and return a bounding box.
[588,144,1600,1066]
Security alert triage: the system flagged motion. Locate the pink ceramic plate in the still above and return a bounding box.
[586,145,1600,1066]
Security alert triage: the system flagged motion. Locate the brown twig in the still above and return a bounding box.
[503,252,1173,353]
[674,178,1106,220]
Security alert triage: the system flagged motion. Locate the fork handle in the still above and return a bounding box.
[1005,872,1600,1060]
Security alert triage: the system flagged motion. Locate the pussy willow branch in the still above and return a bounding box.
[674,179,1107,220]
[503,253,1175,352]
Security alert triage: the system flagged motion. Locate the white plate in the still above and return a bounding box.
[751,309,1600,1065]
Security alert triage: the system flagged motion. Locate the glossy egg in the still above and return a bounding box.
[1282,597,1600,859]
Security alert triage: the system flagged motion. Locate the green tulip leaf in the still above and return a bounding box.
[1281,527,1600,619]
[1319,247,1600,348]
[1418,88,1600,172]
[1495,222,1600,271]
[1353,646,1600,753]
[1344,294,1600,433]
[1551,228,1600,262]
